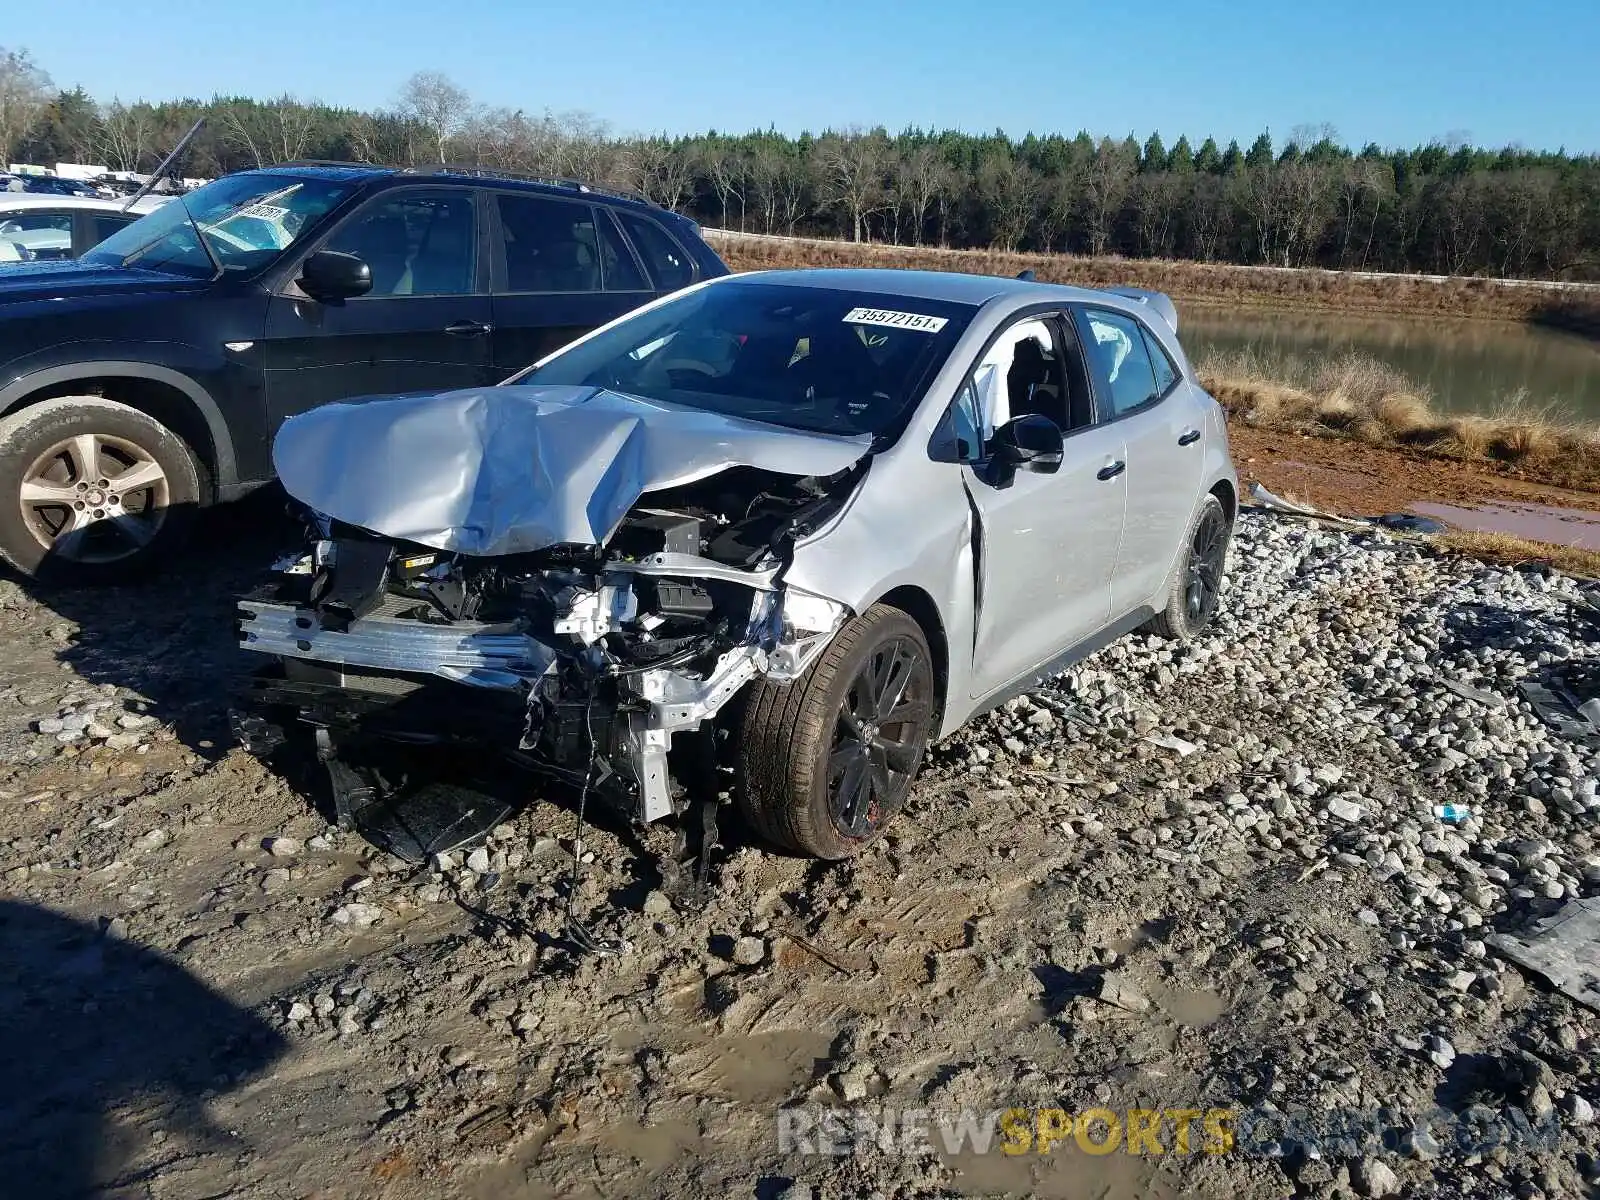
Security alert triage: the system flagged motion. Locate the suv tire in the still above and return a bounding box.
[0,397,203,585]
[738,604,936,859]
[1144,492,1231,642]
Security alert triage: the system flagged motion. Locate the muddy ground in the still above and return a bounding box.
[2,495,1599,1200]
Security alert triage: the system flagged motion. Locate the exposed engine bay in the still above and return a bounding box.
[233,463,861,862]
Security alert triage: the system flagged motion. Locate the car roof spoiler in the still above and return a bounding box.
[1102,287,1179,333]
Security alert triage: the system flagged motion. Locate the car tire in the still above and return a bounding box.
[0,397,203,585]
[738,604,937,859]
[1143,492,1231,642]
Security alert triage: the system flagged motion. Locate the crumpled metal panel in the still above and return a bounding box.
[272,385,871,557]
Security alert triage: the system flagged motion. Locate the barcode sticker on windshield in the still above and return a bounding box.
[843,307,948,333]
[236,203,289,222]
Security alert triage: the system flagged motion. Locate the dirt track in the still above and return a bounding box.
[2,499,1599,1200]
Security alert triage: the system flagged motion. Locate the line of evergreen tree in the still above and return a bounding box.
[4,56,1596,281]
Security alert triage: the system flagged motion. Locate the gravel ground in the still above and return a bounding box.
[1,505,1598,1200]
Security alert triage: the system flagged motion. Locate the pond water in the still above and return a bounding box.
[1410,500,1600,550]
[1182,306,1600,423]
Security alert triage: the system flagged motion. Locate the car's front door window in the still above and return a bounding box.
[322,191,477,297]
[941,315,1080,462]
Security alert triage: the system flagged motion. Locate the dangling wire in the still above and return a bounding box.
[562,674,627,957]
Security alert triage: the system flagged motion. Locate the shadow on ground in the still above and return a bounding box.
[8,488,299,761]
[0,899,287,1199]
[8,488,765,883]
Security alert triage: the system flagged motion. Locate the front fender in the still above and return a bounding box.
[783,456,977,737]
[0,352,243,493]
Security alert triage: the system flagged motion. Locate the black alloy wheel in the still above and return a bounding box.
[827,634,934,840]
[738,604,938,858]
[1184,502,1229,628]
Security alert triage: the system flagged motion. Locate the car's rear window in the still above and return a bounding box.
[515,281,976,439]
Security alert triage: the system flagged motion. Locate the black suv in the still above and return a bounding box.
[0,164,728,582]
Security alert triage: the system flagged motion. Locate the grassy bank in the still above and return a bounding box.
[1435,529,1600,578]
[1197,347,1600,492]
[716,233,1600,331]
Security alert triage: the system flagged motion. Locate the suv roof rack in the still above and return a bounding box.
[275,159,655,207]
[405,163,654,206]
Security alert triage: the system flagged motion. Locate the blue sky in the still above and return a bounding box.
[9,0,1598,152]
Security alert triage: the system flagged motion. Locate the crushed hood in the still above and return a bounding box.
[272,385,871,556]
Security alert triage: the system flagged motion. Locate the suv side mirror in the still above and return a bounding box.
[299,250,372,302]
[988,414,1064,474]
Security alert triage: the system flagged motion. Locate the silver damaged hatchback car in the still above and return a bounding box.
[235,268,1238,862]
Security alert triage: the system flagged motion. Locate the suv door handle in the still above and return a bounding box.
[444,320,493,337]
[1178,429,1202,446]
[1097,460,1126,481]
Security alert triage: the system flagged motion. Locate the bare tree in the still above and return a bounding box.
[700,143,748,231]
[1036,162,1085,252]
[1185,174,1233,261]
[746,140,787,233]
[345,111,378,163]
[218,104,268,169]
[1082,138,1135,255]
[773,154,810,234]
[270,94,317,164]
[1432,173,1488,274]
[630,138,693,210]
[1335,158,1383,268]
[545,110,613,181]
[96,99,152,171]
[397,71,470,163]
[1239,162,1331,266]
[0,47,52,163]
[815,128,888,242]
[977,153,1039,251]
[1277,159,1335,266]
[1489,168,1554,277]
[1131,171,1182,256]
[897,144,949,246]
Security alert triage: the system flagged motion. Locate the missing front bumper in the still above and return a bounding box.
[235,579,847,830]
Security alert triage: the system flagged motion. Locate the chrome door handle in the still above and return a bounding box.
[1178,429,1202,446]
[1097,460,1126,481]
[444,320,493,337]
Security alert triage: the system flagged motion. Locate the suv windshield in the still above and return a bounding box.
[82,173,352,278]
[513,281,975,438]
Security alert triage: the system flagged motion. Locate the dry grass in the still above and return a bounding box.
[1436,529,1600,579]
[717,233,1600,329]
[1195,346,1600,492]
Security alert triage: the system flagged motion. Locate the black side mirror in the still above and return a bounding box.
[989,414,1064,474]
[298,250,372,302]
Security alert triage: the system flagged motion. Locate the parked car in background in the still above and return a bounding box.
[0,194,172,264]
[0,163,728,583]
[235,268,1237,861]
[20,175,103,199]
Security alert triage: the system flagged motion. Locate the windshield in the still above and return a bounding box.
[512,281,975,438]
[82,173,352,278]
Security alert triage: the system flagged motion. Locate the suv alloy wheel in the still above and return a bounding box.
[0,397,203,584]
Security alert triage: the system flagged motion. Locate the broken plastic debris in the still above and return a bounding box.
[1489,898,1600,1014]
[1246,482,1367,531]
[1142,732,1199,757]
[1433,804,1471,824]
[1441,679,1506,708]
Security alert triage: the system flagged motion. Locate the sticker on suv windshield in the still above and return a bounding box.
[843,307,948,333]
[234,203,290,223]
